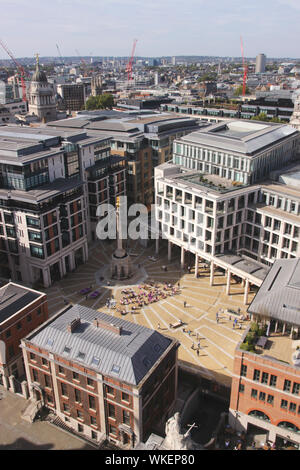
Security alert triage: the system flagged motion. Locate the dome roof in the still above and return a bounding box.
[31,56,48,83]
[32,67,48,83]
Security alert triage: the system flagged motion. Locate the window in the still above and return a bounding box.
[17,321,22,330]
[90,416,97,427]
[89,395,96,410]
[75,389,81,403]
[251,389,257,399]
[253,369,260,381]
[77,410,84,420]
[77,351,86,361]
[87,377,94,388]
[106,385,115,396]
[267,394,274,405]
[63,403,70,413]
[5,329,11,338]
[280,399,288,409]
[30,352,36,361]
[72,371,79,381]
[292,383,300,395]
[259,392,266,402]
[283,380,291,392]
[240,364,247,377]
[61,382,68,397]
[63,346,71,355]
[44,374,51,388]
[91,356,100,367]
[261,372,269,384]
[8,345,14,358]
[108,404,116,418]
[42,358,48,367]
[109,424,117,436]
[58,366,65,375]
[32,369,38,382]
[269,375,277,387]
[123,410,131,425]
[289,402,296,413]
[239,384,245,393]
[27,314,32,323]
[111,364,120,375]
[121,392,130,402]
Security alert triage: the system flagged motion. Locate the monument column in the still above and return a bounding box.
[168,241,172,262]
[195,255,199,278]
[226,270,231,296]
[244,278,249,305]
[210,261,215,286]
[180,247,185,269]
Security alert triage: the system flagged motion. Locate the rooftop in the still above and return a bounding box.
[179,120,298,156]
[0,282,44,325]
[25,304,175,386]
[248,258,300,327]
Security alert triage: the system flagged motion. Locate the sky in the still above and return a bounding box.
[0,0,299,59]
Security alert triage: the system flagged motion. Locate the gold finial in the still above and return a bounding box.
[116,196,120,208]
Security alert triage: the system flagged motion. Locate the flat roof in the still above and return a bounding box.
[179,120,298,156]
[25,304,174,386]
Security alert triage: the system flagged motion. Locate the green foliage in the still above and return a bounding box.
[251,112,269,122]
[240,342,256,352]
[85,93,114,110]
[234,85,250,96]
[250,322,259,334]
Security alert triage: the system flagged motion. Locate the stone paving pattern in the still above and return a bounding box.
[43,240,256,389]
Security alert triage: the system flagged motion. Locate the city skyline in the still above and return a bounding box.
[0,0,300,60]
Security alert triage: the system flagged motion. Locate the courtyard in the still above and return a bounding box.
[43,239,256,389]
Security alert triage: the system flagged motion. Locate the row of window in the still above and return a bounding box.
[240,365,300,395]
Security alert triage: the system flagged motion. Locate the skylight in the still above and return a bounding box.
[77,351,86,360]
[46,338,54,347]
[91,356,100,366]
[63,346,71,354]
[111,364,120,374]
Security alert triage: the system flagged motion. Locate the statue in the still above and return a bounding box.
[163,412,203,450]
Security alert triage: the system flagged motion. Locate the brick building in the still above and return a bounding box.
[229,259,300,449]
[21,304,179,447]
[0,282,48,393]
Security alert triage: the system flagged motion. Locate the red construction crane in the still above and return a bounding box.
[240,36,248,96]
[126,39,138,81]
[0,38,28,102]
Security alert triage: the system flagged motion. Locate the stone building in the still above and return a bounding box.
[28,55,57,123]
[21,304,179,448]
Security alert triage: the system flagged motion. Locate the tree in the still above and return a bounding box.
[234,85,250,96]
[85,93,114,110]
[251,112,269,122]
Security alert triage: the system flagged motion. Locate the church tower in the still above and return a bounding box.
[28,54,57,122]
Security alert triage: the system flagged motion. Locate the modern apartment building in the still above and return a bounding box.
[154,120,300,302]
[57,83,86,112]
[0,125,126,287]
[48,110,202,207]
[0,282,48,391]
[21,304,179,447]
[229,258,300,449]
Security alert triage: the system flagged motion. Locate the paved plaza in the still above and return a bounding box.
[44,240,256,388]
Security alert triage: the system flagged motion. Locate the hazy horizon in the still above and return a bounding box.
[0,0,299,60]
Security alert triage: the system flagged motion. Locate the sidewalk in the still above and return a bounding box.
[0,387,96,450]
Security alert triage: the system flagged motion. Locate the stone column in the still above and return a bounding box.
[210,262,215,286]
[226,270,231,296]
[42,268,51,288]
[180,246,185,269]
[155,237,159,255]
[2,374,10,390]
[168,241,172,262]
[195,255,199,278]
[244,279,249,305]
[21,381,29,399]
[9,375,16,393]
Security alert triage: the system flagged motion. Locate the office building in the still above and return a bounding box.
[0,125,126,287]
[255,54,267,74]
[21,304,179,447]
[229,258,300,449]
[154,120,300,303]
[57,83,86,112]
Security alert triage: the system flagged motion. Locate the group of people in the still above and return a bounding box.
[117,282,181,309]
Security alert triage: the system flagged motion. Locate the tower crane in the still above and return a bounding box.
[0,38,28,102]
[56,44,64,66]
[126,39,138,81]
[240,36,248,96]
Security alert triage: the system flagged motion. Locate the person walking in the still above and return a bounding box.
[184,300,187,308]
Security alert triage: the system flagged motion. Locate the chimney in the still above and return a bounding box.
[67,317,81,333]
[93,318,122,336]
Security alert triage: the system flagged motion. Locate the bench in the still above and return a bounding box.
[170,321,183,329]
